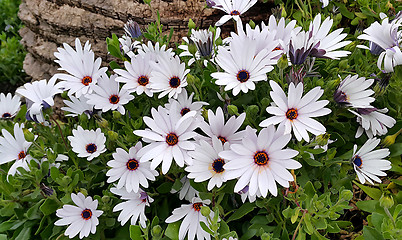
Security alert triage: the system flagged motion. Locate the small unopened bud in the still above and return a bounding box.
[151,225,163,238]
[79,113,88,122]
[201,108,209,120]
[380,194,394,209]
[187,74,197,85]
[102,195,110,203]
[277,54,288,70]
[23,128,35,142]
[281,5,287,18]
[61,91,68,99]
[188,19,196,31]
[339,190,353,201]
[338,59,349,69]
[261,233,271,240]
[261,98,270,109]
[246,105,259,118]
[79,189,88,196]
[113,111,122,120]
[315,133,330,146]
[248,20,255,29]
[227,105,238,116]
[201,206,211,217]
[98,119,109,128]
[215,37,222,46]
[108,131,118,141]
[188,42,198,55]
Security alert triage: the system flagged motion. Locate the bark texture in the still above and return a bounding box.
[18,0,274,81]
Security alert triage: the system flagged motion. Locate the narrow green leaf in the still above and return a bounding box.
[199,222,214,235]
[227,202,255,222]
[356,200,377,213]
[165,222,180,240]
[40,199,60,216]
[354,181,382,200]
[363,226,384,240]
[303,156,323,167]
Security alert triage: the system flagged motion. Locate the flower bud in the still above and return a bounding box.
[188,42,198,55]
[102,195,110,203]
[227,105,238,116]
[261,233,271,240]
[98,119,109,128]
[315,133,330,146]
[187,74,199,85]
[339,190,353,201]
[108,131,119,141]
[246,105,259,118]
[79,113,88,122]
[112,111,121,120]
[200,206,211,217]
[23,128,35,142]
[338,59,349,70]
[188,19,196,31]
[277,54,288,70]
[380,194,394,209]
[61,91,68,99]
[151,225,163,239]
[215,37,222,46]
[382,129,401,147]
[261,98,270,109]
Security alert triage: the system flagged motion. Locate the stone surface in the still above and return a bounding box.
[18,0,274,81]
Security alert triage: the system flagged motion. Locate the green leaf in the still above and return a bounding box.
[40,199,60,216]
[337,4,354,19]
[291,207,300,224]
[109,60,121,70]
[165,222,180,240]
[303,214,314,235]
[227,202,255,222]
[389,143,402,158]
[218,220,230,235]
[199,222,214,235]
[0,234,7,240]
[356,200,377,213]
[50,167,60,180]
[129,225,142,240]
[363,226,384,240]
[15,225,31,240]
[327,222,340,233]
[156,182,173,194]
[107,44,124,60]
[303,156,323,167]
[304,181,316,198]
[354,182,382,200]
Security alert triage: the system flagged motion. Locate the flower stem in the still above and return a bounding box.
[292,210,306,240]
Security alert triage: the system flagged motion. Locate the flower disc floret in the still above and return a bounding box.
[81,76,92,86]
[81,209,92,220]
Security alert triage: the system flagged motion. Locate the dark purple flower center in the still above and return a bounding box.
[254,151,269,166]
[212,158,225,173]
[81,209,92,220]
[166,133,178,146]
[236,70,250,83]
[85,143,97,153]
[126,159,139,171]
[169,76,181,88]
[286,108,298,120]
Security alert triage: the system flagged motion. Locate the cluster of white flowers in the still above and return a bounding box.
[0,1,398,239]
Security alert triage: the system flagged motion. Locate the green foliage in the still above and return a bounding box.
[0,0,27,93]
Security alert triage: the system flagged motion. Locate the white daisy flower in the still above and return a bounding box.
[212,0,257,26]
[165,197,213,240]
[320,0,330,8]
[87,74,134,115]
[357,17,402,72]
[333,75,375,108]
[264,15,302,54]
[118,34,140,59]
[308,14,351,60]
[220,125,301,197]
[149,55,189,99]
[170,176,199,201]
[62,95,95,117]
[0,93,21,119]
[351,138,391,184]
[134,106,197,174]
[114,54,153,97]
[238,185,262,203]
[16,77,63,123]
[186,137,229,190]
[110,187,153,228]
[138,41,174,63]
[0,123,35,176]
[199,107,246,145]
[211,37,276,95]
[106,143,159,193]
[178,28,221,66]
[54,38,108,97]
[68,126,106,161]
[288,30,316,65]
[260,80,331,142]
[164,89,208,120]
[350,107,396,138]
[55,192,103,239]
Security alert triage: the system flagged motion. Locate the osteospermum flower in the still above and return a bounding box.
[351,138,391,184]
[186,137,229,190]
[264,15,301,54]
[212,0,257,26]
[110,187,153,228]
[54,38,107,97]
[68,126,106,161]
[149,55,189,99]
[115,54,153,97]
[0,123,35,176]
[170,176,199,201]
[138,41,174,63]
[165,197,213,240]
[106,143,159,193]
[119,34,140,59]
[87,74,134,115]
[55,193,103,239]
[134,106,197,174]
[199,107,246,145]
[211,36,277,96]
[62,95,95,117]
[260,81,331,142]
[164,89,208,120]
[333,75,375,108]
[0,93,21,119]
[357,17,402,72]
[220,125,301,197]
[16,77,63,123]
[350,107,396,138]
